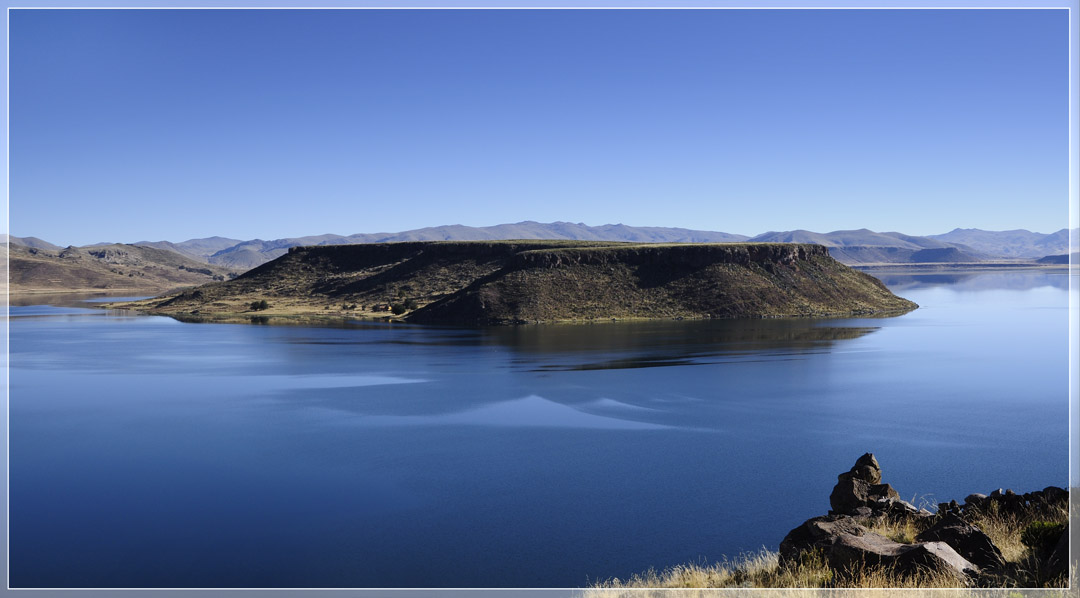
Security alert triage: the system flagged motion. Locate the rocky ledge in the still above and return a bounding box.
[779,454,1070,585]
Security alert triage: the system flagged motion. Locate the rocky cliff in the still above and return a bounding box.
[131,240,917,324]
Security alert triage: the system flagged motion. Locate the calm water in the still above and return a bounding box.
[7,270,1072,588]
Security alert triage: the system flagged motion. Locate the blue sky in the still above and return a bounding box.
[8,8,1071,245]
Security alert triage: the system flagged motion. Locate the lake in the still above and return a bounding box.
[6,269,1073,588]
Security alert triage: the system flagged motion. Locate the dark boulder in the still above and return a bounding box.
[1042,486,1067,503]
[838,453,882,484]
[829,454,908,515]
[947,486,1067,519]
[827,533,980,580]
[779,515,867,566]
[845,453,883,484]
[964,493,987,508]
[915,514,1005,572]
[830,478,872,514]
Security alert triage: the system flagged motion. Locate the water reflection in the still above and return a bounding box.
[483,319,877,371]
[7,293,154,307]
[347,395,667,430]
[869,269,1070,292]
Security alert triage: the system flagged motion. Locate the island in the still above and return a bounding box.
[111,240,918,325]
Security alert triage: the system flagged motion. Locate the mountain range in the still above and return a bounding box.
[5,222,1077,279]
[141,223,1077,269]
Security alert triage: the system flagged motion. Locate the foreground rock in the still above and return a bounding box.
[126,241,919,325]
[778,515,869,564]
[780,454,1069,585]
[828,533,979,579]
[782,454,976,580]
[780,514,980,581]
[915,514,1005,572]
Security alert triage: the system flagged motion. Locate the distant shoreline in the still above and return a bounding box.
[853,262,1074,272]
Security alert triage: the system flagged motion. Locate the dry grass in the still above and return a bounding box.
[593,551,832,590]
[592,548,972,590]
[862,516,927,545]
[593,504,1072,590]
[582,585,1075,598]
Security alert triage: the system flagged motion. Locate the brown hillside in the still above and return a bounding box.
[8,243,239,294]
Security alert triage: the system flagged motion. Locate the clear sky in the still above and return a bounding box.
[8,8,1071,246]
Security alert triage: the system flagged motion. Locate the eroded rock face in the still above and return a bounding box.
[915,514,1005,572]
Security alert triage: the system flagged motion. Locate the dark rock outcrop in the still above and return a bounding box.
[915,514,1005,572]
[939,485,1068,519]
[779,515,868,565]
[778,454,1070,586]
[827,533,980,579]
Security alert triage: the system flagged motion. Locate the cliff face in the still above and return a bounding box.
[138,241,916,325]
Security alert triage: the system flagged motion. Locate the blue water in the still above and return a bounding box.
[7,270,1072,588]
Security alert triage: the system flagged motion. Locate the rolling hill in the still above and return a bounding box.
[7,242,239,294]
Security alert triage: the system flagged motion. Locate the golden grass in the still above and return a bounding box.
[593,505,1072,590]
[862,516,927,545]
[592,548,972,591]
[581,585,1075,598]
[593,551,831,590]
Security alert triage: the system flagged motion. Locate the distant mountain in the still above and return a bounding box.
[5,235,63,252]
[204,222,751,269]
[750,228,968,250]
[334,221,749,245]
[207,234,347,269]
[748,229,985,264]
[928,228,1077,259]
[134,236,243,261]
[11,224,1074,274]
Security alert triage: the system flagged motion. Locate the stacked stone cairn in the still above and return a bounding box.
[778,453,1070,584]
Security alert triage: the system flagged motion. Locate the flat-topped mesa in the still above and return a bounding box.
[133,241,918,325]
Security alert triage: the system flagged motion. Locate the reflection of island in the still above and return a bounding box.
[874,270,1071,292]
[483,318,880,371]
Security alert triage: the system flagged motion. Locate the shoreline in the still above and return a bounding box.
[852,262,1074,272]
